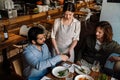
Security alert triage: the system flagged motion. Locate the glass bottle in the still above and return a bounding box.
[3,25,9,40]
[0,13,2,20]
[47,15,51,20]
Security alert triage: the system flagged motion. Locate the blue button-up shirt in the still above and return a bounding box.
[22,43,62,80]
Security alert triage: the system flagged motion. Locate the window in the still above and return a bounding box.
[107,0,120,3]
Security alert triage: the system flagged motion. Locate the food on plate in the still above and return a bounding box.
[58,69,69,77]
[79,77,89,80]
[75,75,94,80]
[52,66,69,78]
[98,74,108,80]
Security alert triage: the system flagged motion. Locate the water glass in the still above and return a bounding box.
[65,72,73,80]
[92,60,100,72]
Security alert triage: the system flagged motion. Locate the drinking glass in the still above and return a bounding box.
[92,60,100,72]
[65,72,73,80]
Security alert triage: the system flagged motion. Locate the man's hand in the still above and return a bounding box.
[60,55,69,61]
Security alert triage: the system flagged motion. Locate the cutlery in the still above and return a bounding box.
[74,65,86,74]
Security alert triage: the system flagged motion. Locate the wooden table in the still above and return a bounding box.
[88,4,101,12]
[40,19,55,31]
[0,33,26,50]
[74,11,88,21]
[74,11,88,16]
[0,33,26,74]
[45,62,111,80]
[40,19,55,25]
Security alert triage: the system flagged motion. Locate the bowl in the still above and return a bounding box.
[75,74,94,80]
[52,66,69,78]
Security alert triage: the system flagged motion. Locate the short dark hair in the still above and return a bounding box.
[63,2,75,12]
[28,26,45,43]
[96,21,113,42]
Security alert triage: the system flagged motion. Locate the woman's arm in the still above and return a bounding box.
[51,19,60,54]
[68,40,78,53]
[69,20,81,51]
[108,56,120,62]
[51,38,60,54]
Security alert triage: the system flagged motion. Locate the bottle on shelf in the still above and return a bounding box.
[0,13,2,20]
[3,25,9,40]
[47,15,51,20]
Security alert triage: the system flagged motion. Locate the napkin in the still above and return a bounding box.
[111,77,118,80]
[62,62,71,68]
[62,62,74,73]
[69,64,75,73]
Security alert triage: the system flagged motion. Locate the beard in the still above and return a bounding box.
[35,41,44,46]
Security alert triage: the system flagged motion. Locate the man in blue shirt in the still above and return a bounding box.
[22,26,69,80]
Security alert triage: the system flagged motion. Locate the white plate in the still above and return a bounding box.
[52,66,69,78]
[74,65,91,75]
[75,75,94,80]
[81,59,92,68]
[41,76,51,80]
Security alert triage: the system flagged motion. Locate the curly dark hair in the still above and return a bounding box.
[28,25,45,43]
[96,21,113,42]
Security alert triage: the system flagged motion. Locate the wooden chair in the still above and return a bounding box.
[9,52,23,77]
[13,25,30,54]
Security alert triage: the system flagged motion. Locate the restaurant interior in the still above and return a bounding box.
[0,0,120,80]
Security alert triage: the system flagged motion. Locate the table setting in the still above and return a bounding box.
[41,61,118,80]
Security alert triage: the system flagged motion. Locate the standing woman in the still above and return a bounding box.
[51,2,81,62]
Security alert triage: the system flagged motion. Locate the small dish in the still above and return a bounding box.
[52,66,69,78]
[75,74,94,80]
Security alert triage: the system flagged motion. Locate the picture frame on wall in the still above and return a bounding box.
[107,0,120,3]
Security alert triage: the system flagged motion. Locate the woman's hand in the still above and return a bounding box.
[67,48,73,58]
[60,55,69,61]
[108,56,120,62]
[68,40,78,58]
